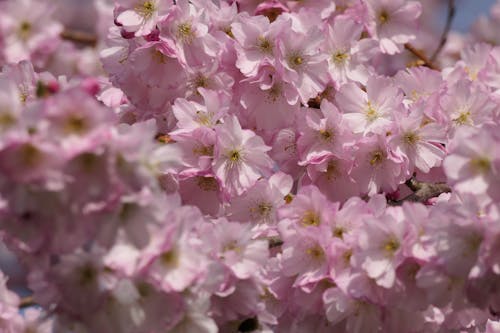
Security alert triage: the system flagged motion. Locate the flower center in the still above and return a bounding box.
[195,111,213,126]
[20,143,42,168]
[343,249,353,263]
[250,202,273,219]
[136,1,156,19]
[383,238,400,254]
[222,240,241,253]
[152,50,167,64]
[160,250,179,267]
[319,129,334,142]
[301,210,321,227]
[229,149,241,162]
[453,110,472,126]
[403,131,420,146]
[177,22,194,43]
[333,226,345,239]
[191,73,210,92]
[0,112,16,129]
[306,244,325,261]
[369,149,386,166]
[64,114,88,135]
[267,83,282,102]
[325,160,339,181]
[365,101,379,122]
[223,27,234,38]
[288,53,304,69]
[332,51,349,65]
[469,157,491,174]
[258,36,273,54]
[379,10,390,25]
[18,21,31,40]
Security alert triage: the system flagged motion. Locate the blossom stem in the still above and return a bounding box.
[430,0,456,62]
[60,29,98,46]
[404,43,439,70]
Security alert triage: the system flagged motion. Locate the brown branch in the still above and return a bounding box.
[307,86,334,109]
[430,0,456,62]
[390,178,451,205]
[60,29,98,47]
[404,43,439,71]
[268,236,283,249]
[20,295,35,308]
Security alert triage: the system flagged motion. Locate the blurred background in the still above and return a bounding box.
[452,0,496,31]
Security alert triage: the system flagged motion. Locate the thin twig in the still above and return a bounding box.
[430,0,456,62]
[404,43,439,70]
[60,29,98,47]
[20,295,35,308]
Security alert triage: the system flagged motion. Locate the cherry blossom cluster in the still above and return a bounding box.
[0,0,113,76]
[1,0,500,332]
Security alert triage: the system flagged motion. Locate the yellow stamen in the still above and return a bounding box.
[267,83,282,102]
[284,194,293,204]
[403,131,420,146]
[369,150,385,166]
[333,226,345,239]
[365,101,379,122]
[301,210,321,227]
[195,111,213,126]
[64,114,88,135]
[160,250,178,267]
[379,10,390,25]
[306,244,325,260]
[332,51,349,65]
[325,160,339,181]
[228,149,241,162]
[0,112,16,129]
[250,202,273,219]
[319,129,334,142]
[383,238,400,254]
[470,157,491,174]
[18,21,31,40]
[258,36,273,54]
[20,143,41,167]
[136,1,156,19]
[223,240,241,253]
[453,110,472,126]
[177,22,195,43]
[288,53,304,69]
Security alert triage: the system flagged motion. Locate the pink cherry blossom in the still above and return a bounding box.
[115,0,171,37]
[275,19,330,104]
[336,76,403,134]
[443,126,500,198]
[297,100,355,165]
[322,16,378,85]
[350,134,408,195]
[213,115,274,196]
[365,0,422,55]
[389,104,446,174]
